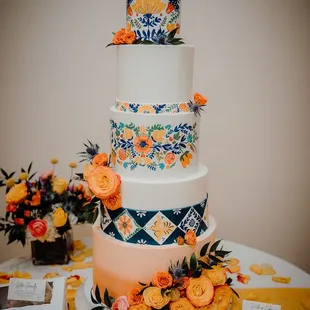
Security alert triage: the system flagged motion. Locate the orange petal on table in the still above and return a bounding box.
[81,248,93,257]
[226,257,239,266]
[71,261,93,270]
[70,253,86,262]
[12,270,32,279]
[73,240,86,251]
[271,276,291,284]
[250,263,276,275]
[237,273,251,284]
[43,272,60,279]
[227,265,241,274]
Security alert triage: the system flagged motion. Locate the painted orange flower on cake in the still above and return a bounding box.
[118,214,133,236]
[138,105,156,114]
[134,135,153,155]
[132,0,166,15]
[181,152,193,168]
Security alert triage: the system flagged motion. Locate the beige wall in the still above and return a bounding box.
[0,0,310,273]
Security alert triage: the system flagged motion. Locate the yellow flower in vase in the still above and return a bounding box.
[53,207,68,227]
[53,178,68,195]
[19,172,28,181]
[6,183,28,204]
[50,158,59,165]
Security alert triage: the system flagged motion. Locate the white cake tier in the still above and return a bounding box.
[93,215,217,298]
[120,163,208,211]
[117,45,194,103]
[110,107,200,179]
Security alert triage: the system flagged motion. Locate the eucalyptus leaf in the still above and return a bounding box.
[210,239,222,253]
[208,254,223,264]
[27,162,33,174]
[95,285,102,303]
[214,250,231,258]
[91,290,99,304]
[199,242,210,257]
[0,168,8,179]
[189,253,197,271]
[197,260,212,270]
[104,288,112,308]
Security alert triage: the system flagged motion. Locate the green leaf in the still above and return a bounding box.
[8,172,15,179]
[168,27,179,39]
[197,260,212,270]
[104,288,112,308]
[27,162,33,174]
[189,253,197,271]
[92,208,99,224]
[106,43,115,48]
[29,172,36,180]
[161,288,166,297]
[208,254,223,264]
[0,168,8,179]
[138,282,147,286]
[90,289,99,304]
[21,168,26,173]
[231,287,240,298]
[91,306,106,310]
[210,239,222,253]
[199,242,210,257]
[192,265,202,278]
[95,285,101,303]
[226,278,233,285]
[214,250,231,258]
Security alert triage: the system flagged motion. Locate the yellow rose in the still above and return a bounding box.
[124,128,133,140]
[53,207,68,227]
[204,266,227,286]
[186,276,214,307]
[53,178,68,195]
[83,163,95,181]
[6,183,28,204]
[213,285,233,310]
[152,130,166,143]
[170,298,195,310]
[143,287,171,309]
[129,304,151,310]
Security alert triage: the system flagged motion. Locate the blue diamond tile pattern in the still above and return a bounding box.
[100,195,209,246]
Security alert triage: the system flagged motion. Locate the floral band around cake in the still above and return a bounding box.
[110,120,199,171]
[100,195,208,246]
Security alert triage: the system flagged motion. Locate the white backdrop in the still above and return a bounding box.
[0,0,309,273]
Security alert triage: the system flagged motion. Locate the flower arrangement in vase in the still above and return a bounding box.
[0,159,92,265]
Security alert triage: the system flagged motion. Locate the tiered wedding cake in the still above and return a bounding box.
[92,0,217,299]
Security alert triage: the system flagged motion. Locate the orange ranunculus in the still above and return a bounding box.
[176,236,185,245]
[186,276,214,307]
[6,204,17,212]
[102,192,122,211]
[24,210,31,217]
[14,218,24,226]
[175,277,190,290]
[6,183,28,205]
[30,191,41,206]
[88,166,121,199]
[112,28,136,45]
[119,149,127,161]
[213,285,233,310]
[134,135,153,155]
[170,298,195,310]
[83,163,95,181]
[127,288,144,306]
[28,219,48,238]
[152,271,173,289]
[184,230,197,246]
[193,93,207,106]
[205,266,227,286]
[165,153,176,165]
[93,153,109,167]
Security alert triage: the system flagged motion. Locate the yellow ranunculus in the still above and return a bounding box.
[143,287,171,309]
[6,183,28,204]
[53,178,68,195]
[19,172,28,180]
[152,130,166,143]
[53,208,68,227]
[170,298,195,310]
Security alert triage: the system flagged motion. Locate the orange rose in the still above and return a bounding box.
[93,152,109,167]
[205,266,227,286]
[6,204,17,212]
[6,183,28,205]
[184,230,197,246]
[28,219,48,238]
[175,277,190,290]
[127,288,144,306]
[119,149,127,161]
[29,191,41,206]
[170,298,195,310]
[213,285,232,310]
[152,271,173,289]
[88,166,121,199]
[14,218,24,226]
[112,28,136,45]
[102,192,122,210]
[193,93,207,106]
[165,153,176,165]
[186,276,214,307]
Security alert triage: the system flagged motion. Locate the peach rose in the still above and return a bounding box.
[152,271,173,289]
[53,178,68,195]
[6,183,28,205]
[205,266,227,286]
[93,152,109,167]
[112,296,129,310]
[213,285,232,310]
[112,28,136,45]
[83,163,95,181]
[119,149,127,161]
[88,166,121,199]
[165,153,176,165]
[170,298,195,310]
[129,304,151,310]
[40,169,54,180]
[52,207,68,227]
[186,276,214,307]
[102,192,122,211]
[184,230,197,246]
[28,219,48,238]
[143,287,171,309]
[193,93,207,106]
[127,288,144,306]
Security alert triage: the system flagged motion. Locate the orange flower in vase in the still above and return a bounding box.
[27,219,48,239]
[112,28,136,45]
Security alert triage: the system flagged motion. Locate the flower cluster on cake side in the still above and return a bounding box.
[90,240,239,310]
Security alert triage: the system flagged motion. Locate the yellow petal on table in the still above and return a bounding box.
[43,272,60,279]
[71,261,93,270]
[301,290,310,310]
[68,299,76,310]
[70,253,86,262]
[81,248,93,257]
[228,265,241,274]
[66,275,84,287]
[226,258,240,266]
[12,270,32,279]
[250,263,276,275]
[272,276,291,284]
[66,288,77,302]
[72,240,86,251]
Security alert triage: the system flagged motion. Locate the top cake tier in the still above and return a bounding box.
[126,0,182,42]
[117,45,194,103]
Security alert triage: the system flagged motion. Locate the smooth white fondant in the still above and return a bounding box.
[120,164,208,211]
[110,107,200,178]
[117,45,194,103]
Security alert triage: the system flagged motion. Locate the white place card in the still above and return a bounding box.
[7,278,46,302]
[242,300,281,310]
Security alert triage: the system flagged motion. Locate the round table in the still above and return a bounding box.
[0,238,309,309]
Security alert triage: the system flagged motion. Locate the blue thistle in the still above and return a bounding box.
[169,260,186,279]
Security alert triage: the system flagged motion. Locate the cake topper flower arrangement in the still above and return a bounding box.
[90,240,239,310]
[75,140,122,223]
[0,159,92,245]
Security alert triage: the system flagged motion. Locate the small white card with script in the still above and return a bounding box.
[7,278,46,302]
[243,300,281,310]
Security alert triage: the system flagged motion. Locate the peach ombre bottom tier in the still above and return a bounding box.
[92,215,217,298]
